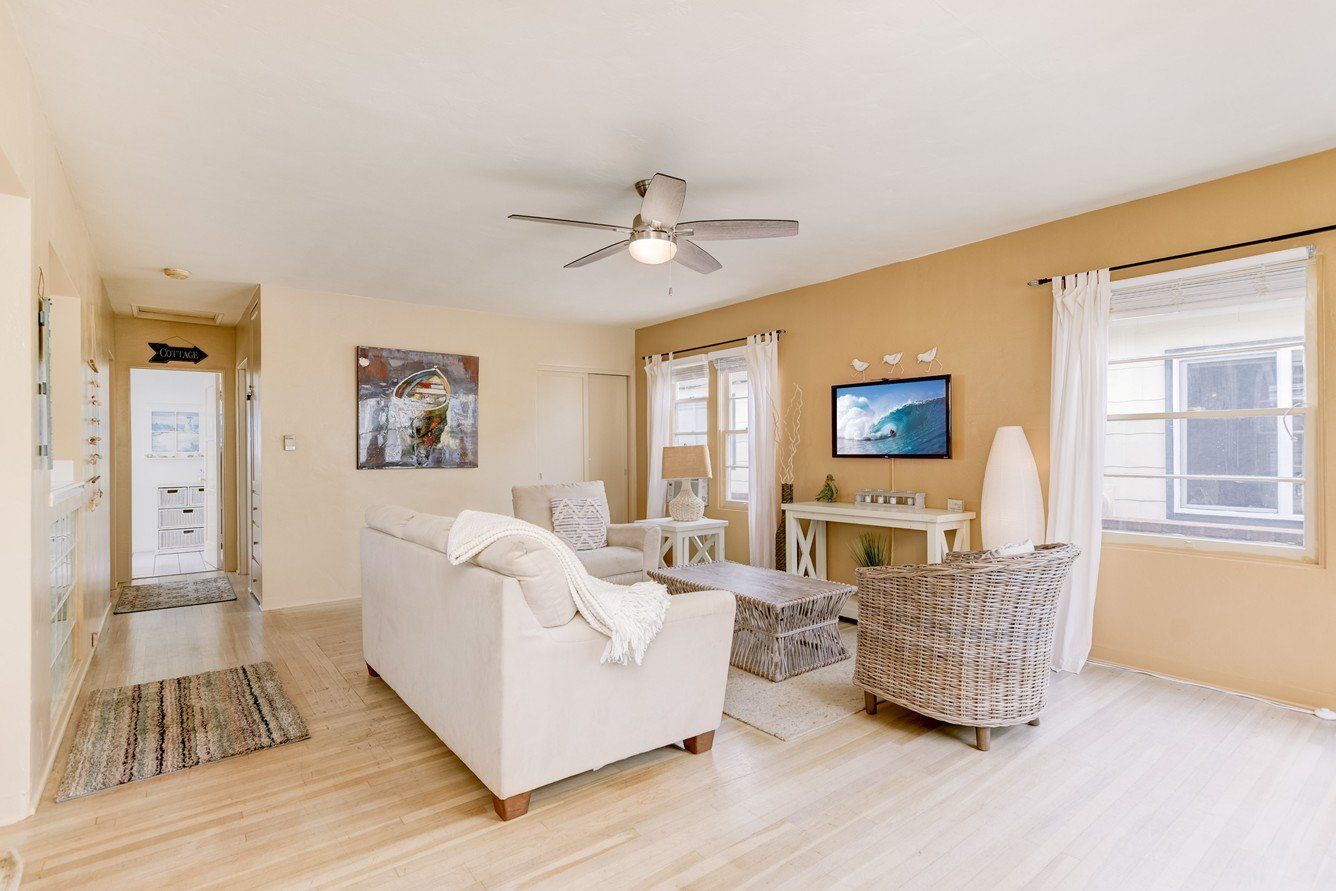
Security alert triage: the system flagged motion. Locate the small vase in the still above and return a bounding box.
[775,482,794,570]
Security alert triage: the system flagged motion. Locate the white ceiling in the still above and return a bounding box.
[10,1,1336,327]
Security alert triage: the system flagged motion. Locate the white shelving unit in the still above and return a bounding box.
[157,484,207,553]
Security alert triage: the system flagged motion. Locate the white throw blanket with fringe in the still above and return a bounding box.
[446,510,670,665]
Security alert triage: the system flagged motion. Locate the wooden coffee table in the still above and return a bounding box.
[649,561,855,682]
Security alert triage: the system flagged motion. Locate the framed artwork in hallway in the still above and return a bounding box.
[356,346,479,469]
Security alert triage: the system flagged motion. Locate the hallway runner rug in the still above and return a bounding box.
[114,575,237,614]
[55,661,309,801]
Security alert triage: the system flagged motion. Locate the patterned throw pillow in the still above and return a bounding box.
[550,498,610,551]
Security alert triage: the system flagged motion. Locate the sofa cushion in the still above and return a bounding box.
[550,497,609,551]
[403,513,455,553]
[576,546,644,581]
[474,536,576,627]
[365,504,417,538]
[512,481,608,531]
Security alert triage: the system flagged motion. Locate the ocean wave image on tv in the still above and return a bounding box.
[835,378,948,456]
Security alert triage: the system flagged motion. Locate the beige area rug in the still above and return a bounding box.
[56,662,308,802]
[723,623,866,741]
[0,849,21,891]
[114,575,237,614]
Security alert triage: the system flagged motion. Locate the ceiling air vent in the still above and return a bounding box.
[130,304,225,326]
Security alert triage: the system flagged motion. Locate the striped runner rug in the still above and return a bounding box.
[55,662,308,802]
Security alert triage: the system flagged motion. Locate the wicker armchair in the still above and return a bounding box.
[853,543,1080,751]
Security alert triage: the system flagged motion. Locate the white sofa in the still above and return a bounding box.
[361,505,736,820]
[511,481,659,583]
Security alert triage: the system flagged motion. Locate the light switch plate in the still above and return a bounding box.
[283,434,297,452]
[947,498,964,512]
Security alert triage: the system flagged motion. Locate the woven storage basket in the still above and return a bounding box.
[853,543,1080,730]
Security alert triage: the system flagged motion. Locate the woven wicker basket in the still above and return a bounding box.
[853,543,1080,749]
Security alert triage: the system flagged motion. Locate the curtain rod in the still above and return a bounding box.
[1026,223,1336,287]
[641,329,785,362]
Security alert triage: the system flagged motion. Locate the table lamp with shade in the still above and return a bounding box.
[662,444,713,522]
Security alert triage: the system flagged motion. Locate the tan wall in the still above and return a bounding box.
[0,1,115,824]
[636,147,1336,709]
[111,317,239,582]
[256,285,634,610]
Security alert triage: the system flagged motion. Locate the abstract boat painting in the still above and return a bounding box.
[356,346,479,469]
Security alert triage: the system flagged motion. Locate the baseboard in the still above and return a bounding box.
[27,600,110,818]
[0,792,28,828]
[262,592,362,612]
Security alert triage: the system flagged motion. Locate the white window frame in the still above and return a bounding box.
[1101,248,1316,561]
[669,362,709,449]
[1168,345,1303,522]
[719,366,749,506]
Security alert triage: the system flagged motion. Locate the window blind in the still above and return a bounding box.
[712,354,747,373]
[1110,246,1311,318]
[669,358,709,382]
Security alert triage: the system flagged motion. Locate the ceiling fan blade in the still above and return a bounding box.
[509,214,631,233]
[673,239,722,274]
[639,173,687,227]
[564,240,630,268]
[676,219,799,240]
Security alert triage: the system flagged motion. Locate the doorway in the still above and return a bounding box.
[129,367,224,578]
[535,369,631,522]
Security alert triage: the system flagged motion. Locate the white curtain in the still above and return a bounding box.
[644,355,673,518]
[743,332,780,569]
[1048,270,1111,673]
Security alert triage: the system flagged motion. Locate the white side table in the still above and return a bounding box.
[634,517,728,568]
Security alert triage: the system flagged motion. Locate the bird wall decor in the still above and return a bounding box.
[917,346,943,371]
[850,358,870,380]
[882,352,903,376]
[815,474,838,502]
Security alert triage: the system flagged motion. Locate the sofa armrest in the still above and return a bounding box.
[606,523,661,572]
[662,587,736,626]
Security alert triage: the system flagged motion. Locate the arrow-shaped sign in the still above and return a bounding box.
[148,342,209,364]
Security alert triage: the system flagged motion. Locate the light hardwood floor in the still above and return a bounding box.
[3,573,1334,888]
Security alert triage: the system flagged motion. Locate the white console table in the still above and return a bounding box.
[634,517,728,568]
[783,502,975,617]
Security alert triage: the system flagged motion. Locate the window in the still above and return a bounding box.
[150,410,202,456]
[720,368,749,503]
[1102,248,1314,556]
[670,362,708,447]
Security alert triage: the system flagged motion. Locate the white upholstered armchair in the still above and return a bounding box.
[511,481,659,583]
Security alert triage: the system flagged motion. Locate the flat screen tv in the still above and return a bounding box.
[832,374,951,459]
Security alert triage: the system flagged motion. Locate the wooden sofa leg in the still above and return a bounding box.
[683,730,715,754]
[492,791,532,821]
[975,727,991,752]
[366,662,380,678]
[864,692,878,715]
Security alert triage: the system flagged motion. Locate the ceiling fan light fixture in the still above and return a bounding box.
[628,230,677,265]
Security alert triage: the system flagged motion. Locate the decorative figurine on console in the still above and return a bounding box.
[815,474,838,502]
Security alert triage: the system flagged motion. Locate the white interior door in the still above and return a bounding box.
[536,370,585,484]
[202,377,221,566]
[587,373,630,522]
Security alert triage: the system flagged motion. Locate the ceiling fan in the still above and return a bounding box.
[508,173,798,274]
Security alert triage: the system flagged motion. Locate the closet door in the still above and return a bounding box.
[587,373,629,522]
[536,370,585,485]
